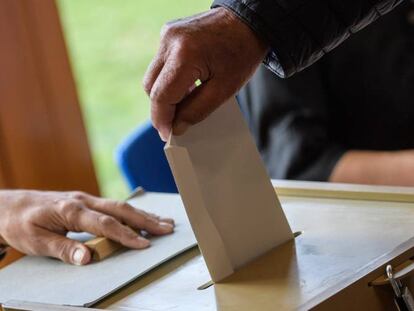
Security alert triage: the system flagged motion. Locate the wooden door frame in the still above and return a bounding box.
[0,0,100,195]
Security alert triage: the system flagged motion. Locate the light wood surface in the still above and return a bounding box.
[95,247,211,310]
[273,179,414,203]
[83,180,414,264]
[0,249,24,270]
[3,181,414,310]
[84,238,123,262]
[101,182,414,310]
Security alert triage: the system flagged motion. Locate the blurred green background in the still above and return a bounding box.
[58,0,211,199]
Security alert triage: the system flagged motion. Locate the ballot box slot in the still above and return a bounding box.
[196,231,304,291]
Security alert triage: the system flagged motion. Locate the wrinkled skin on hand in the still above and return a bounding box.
[143,7,268,141]
[0,190,174,265]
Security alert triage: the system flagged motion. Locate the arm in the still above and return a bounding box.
[0,190,174,265]
[330,150,414,186]
[145,0,404,140]
[212,0,404,78]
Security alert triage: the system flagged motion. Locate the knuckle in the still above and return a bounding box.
[150,81,170,103]
[118,201,134,213]
[142,79,152,95]
[98,215,117,228]
[123,226,137,238]
[143,214,158,228]
[69,191,87,201]
[53,241,72,262]
[161,22,177,38]
[174,38,197,56]
[24,225,38,238]
[161,23,195,52]
[168,61,187,77]
[151,119,160,131]
[59,200,83,222]
[149,87,160,102]
[149,65,182,103]
[150,80,172,102]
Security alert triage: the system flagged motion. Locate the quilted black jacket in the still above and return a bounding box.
[212,0,405,77]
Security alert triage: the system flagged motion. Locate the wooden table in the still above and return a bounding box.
[4,180,414,310]
[94,181,414,310]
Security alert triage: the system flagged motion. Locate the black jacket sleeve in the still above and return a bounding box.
[238,64,346,181]
[212,0,404,77]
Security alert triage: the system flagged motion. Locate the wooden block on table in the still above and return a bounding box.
[84,237,123,261]
[0,249,24,269]
[84,188,145,262]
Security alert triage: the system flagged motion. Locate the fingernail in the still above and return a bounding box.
[158,125,172,142]
[159,131,167,142]
[137,237,151,248]
[73,248,86,266]
[173,121,190,136]
[163,218,175,226]
[159,221,174,233]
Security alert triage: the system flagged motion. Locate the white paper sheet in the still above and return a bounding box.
[165,97,293,282]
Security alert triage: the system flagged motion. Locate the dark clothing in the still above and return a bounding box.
[237,2,414,181]
[212,0,405,77]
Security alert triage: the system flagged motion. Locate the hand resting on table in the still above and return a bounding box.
[0,190,174,265]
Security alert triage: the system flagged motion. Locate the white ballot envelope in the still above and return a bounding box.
[165,97,293,282]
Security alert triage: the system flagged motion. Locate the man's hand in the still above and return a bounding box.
[0,190,174,265]
[144,7,268,141]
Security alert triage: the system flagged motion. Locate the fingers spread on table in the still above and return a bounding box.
[57,202,151,249]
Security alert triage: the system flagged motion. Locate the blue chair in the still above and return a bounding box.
[115,121,178,193]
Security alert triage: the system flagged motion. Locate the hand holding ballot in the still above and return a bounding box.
[0,190,174,265]
[143,7,268,141]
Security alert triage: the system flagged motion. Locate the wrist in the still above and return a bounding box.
[216,6,269,56]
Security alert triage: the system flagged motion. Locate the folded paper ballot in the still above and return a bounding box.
[165,97,293,282]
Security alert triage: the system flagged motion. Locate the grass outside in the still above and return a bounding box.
[57,0,211,199]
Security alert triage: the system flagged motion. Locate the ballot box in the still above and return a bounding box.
[2,180,414,311]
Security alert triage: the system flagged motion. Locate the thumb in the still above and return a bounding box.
[172,80,230,135]
[34,228,92,265]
